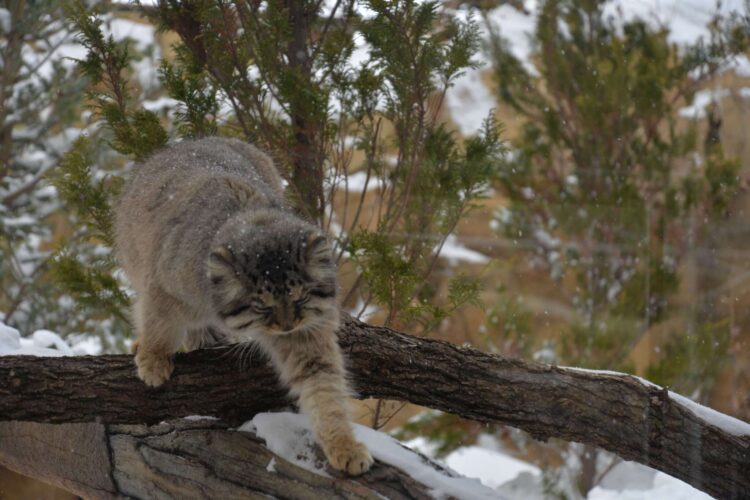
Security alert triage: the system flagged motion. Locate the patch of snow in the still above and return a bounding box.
[496,471,546,500]
[669,392,750,438]
[16,148,55,171]
[67,333,103,355]
[726,54,750,77]
[679,89,729,118]
[471,1,748,137]
[183,415,219,421]
[404,436,441,458]
[0,8,11,34]
[349,32,372,68]
[495,206,512,225]
[36,184,58,198]
[131,55,160,93]
[107,18,156,51]
[47,127,84,155]
[245,412,501,499]
[350,298,379,322]
[590,471,712,500]
[1,320,64,356]
[246,412,330,476]
[438,234,491,265]
[142,96,179,112]
[236,420,257,433]
[266,457,277,472]
[13,340,67,357]
[343,170,386,193]
[31,329,73,355]
[0,323,22,352]
[494,461,711,500]
[0,320,97,357]
[532,341,557,364]
[597,460,656,492]
[602,0,746,47]
[533,228,561,249]
[562,365,653,378]
[485,2,538,73]
[1,215,37,227]
[445,446,541,489]
[445,67,498,136]
[411,424,717,499]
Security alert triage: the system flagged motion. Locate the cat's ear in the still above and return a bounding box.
[207,245,236,283]
[305,232,332,266]
[207,246,246,305]
[305,232,336,287]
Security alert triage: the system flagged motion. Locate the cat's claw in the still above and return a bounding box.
[135,352,174,387]
[326,439,374,476]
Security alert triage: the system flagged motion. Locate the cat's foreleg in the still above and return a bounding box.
[267,332,374,475]
[132,289,187,387]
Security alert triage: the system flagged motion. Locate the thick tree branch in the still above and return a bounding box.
[1,315,749,499]
[0,418,440,499]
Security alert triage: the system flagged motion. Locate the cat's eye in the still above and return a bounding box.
[250,299,271,313]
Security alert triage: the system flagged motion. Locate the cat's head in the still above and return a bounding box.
[207,211,339,339]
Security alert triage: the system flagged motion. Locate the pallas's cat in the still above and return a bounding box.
[114,137,373,475]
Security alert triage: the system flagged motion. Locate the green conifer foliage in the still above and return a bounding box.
[488,2,747,492]
[45,1,500,357]
[138,0,500,334]
[0,0,89,333]
[68,2,167,160]
[491,0,746,375]
[43,2,169,347]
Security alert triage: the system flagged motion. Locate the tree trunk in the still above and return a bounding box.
[1,315,749,499]
[284,0,326,224]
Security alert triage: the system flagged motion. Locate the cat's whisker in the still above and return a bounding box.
[219,341,244,363]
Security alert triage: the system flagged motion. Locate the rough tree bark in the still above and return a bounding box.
[0,418,442,499]
[1,315,749,499]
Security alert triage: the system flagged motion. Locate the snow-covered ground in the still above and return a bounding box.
[0,320,101,356]
[407,434,713,500]
[438,234,492,265]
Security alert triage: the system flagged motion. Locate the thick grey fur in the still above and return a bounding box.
[114,137,373,475]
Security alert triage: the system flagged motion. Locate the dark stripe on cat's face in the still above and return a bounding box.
[221,303,252,318]
[234,319,257,330]
[309,287,335,298]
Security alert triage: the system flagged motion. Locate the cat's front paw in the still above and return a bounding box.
[135,351,174,387]
[325,437,374,476]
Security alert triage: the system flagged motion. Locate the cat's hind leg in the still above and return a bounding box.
[133,288,187,387]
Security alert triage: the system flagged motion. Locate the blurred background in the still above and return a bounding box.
[1,0,748,497]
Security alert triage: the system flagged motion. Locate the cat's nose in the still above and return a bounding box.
[280,317,302,332]
[280,318,295,332]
